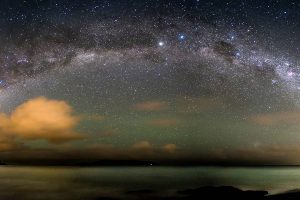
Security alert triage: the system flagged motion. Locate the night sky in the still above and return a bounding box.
[1,0,300,165]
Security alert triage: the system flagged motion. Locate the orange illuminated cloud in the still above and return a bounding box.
[0,97,83,144]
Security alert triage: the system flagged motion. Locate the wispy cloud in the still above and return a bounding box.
[162,143,177,153]
[210,144,300,165]
[133,101,168,111]
[131,141,152,149]
[249,112,300,126]
[81,114,106,121]
[176,96,224,113]
[146,118,179,127]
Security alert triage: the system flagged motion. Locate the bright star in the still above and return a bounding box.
[178,34,186,40]
[158,41,165,47]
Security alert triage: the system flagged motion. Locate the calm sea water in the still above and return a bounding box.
[0,166,299,199]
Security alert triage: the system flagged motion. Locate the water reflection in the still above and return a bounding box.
[1,166,300,199]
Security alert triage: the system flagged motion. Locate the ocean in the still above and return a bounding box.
[0,166,299,199]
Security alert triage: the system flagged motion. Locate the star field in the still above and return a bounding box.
[0,0,300,164]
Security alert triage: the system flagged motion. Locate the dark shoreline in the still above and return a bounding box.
[115,186,300,200]
[4,163,300,167]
